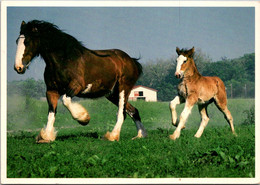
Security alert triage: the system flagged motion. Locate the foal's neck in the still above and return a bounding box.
[183,59,201,81]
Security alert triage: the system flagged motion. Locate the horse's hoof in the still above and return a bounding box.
[132,130,147,140]
[36,139,51,143]
[169,133,180,140]
[103,131,119,141]
[36,128,57,143]
[172,123,186,130]
[77,119,90,126]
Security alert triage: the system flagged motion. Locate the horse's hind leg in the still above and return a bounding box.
[125,102,147,140]
[214,94,236,135]
[104,90,126,141]
[194,104,210,138]
[62,95,90,125]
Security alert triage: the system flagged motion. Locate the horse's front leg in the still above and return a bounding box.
[36,90,60,143]
[169,95,185,128]
[62,95,90,125]
[170,96,195,140]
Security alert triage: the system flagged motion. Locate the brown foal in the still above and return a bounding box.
[169,47,236,140]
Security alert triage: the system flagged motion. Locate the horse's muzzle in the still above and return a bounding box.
[14,65,25,74]
[175,72,182,79]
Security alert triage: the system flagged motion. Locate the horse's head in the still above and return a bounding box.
[175,47,195,79]
[14,21,40,74]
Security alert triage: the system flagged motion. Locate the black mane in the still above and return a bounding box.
[22,20,108,60]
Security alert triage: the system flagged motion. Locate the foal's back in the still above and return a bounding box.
[194,75,227,104]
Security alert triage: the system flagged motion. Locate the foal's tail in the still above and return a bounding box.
[132,58,143,77]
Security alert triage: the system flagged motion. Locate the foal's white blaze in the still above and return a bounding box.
[175,55,187,74]
[15,35,26,68]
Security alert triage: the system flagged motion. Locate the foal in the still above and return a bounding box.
[169,47,236,140]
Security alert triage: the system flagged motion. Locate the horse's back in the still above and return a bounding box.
[92,48,142,79]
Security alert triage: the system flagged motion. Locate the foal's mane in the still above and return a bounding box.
[24,20,109,59]
[178,48,195,57]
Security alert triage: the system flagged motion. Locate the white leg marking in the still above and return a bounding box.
[37,112,57,142]
[82,84,92,94]
[170,104,193,140]
[170,96,181,125]
[45,112,55,132]
[15,35,26,68]
[112,90,125,134]
[194,117,209,138]
[62,95,89,122]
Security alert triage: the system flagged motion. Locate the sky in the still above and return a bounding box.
[6,5,255,81]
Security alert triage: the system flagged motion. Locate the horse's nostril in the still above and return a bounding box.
[18,67,23,72]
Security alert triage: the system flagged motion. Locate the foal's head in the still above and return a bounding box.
[14,21,42,74]
[175,47,195,79]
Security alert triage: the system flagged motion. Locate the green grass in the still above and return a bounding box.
[6,96,255,178]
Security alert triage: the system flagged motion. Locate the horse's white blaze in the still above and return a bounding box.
[82,84,92,94]
[15,35,26,68]
[62,95,89,121]
[112,90,125,133]
[176,55,187,74]
[45,112,55,132]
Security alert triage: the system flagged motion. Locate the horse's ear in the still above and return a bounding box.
[188,47,195,57]
[21,21,26,27]
[176,47,181,55]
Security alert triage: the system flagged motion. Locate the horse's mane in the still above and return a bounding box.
[178,48,195,57]
[24,20,108,59]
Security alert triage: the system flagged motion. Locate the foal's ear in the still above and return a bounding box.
[176,47,181,55]
[187,47,195,56]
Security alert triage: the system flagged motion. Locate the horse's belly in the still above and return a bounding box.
[78,79,116,98]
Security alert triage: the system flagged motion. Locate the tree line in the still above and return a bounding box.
[7,51,255,101]
[137,51,255,101]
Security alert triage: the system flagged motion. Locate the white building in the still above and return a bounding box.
[128,85,157,102]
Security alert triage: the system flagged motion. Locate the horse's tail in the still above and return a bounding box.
[132,57,143,77]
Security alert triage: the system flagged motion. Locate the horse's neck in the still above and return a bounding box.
[183,61,201,81]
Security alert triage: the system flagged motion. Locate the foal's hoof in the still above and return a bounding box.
[172,122,186,130]
[169,132,180,140]
[103,131,119,141]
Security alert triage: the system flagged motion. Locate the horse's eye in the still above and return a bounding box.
[183,60,187,63]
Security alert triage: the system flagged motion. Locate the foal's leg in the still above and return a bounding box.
[194,104,210,138]
[104,90,125,141]
[214,94,236,135]
[125,102,147,140]
[169,95,185,128]
[62,95,90,125]
[36,90,60,143]
[170,97,196,140]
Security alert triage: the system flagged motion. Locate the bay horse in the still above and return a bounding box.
[14,20,147,143]
[169,47,236,140]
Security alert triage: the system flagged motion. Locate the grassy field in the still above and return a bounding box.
[6,96,255,178]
